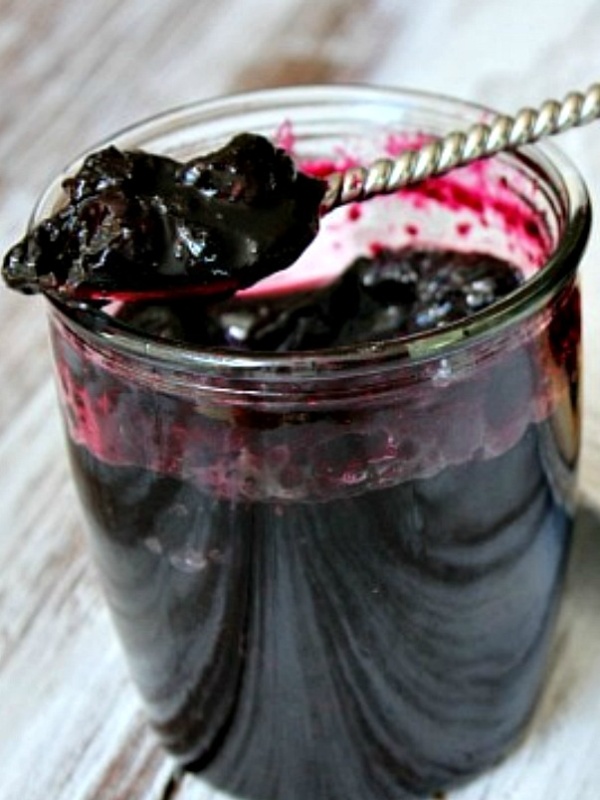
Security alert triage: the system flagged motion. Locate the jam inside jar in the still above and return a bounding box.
[43,85,589,799]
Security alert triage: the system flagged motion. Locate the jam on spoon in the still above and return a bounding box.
[2,133,326,302]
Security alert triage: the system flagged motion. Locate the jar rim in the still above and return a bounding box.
[40,83,591,377]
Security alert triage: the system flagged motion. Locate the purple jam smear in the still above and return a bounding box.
[2,134,326,301]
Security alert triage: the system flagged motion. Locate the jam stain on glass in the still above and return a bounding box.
[3,85,588,800]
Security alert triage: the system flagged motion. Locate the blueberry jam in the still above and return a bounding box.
[10,128,580,800]
[115,246,524,350]
[48,237,580,799]
[2,134,325,301]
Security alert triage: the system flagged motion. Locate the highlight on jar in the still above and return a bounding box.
[3,84,591,800]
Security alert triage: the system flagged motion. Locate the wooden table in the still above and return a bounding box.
[2,1,600,798]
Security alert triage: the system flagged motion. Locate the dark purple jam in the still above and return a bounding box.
[68,419,572,799]
[2,134,325,301]
[7,132,579,799]
[115,245,524,350]
[48,241,580,799]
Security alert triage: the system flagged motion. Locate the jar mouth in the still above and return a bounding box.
[40,84,591,376]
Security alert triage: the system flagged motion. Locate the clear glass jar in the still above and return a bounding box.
[41,85,589,799]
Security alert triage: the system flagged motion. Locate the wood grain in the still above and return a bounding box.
[1,1,600,799]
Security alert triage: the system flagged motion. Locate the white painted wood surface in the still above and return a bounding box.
[1,1,600,798]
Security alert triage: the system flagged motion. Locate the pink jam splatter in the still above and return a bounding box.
[290,127,552,271]
[274,119,296,153]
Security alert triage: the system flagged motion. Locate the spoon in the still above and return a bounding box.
[322,82,600,212]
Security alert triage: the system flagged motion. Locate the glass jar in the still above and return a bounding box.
[40,85,589,800]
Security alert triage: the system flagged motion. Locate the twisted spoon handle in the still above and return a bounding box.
[321,83,600,212]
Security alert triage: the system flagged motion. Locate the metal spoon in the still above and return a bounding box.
[321,83,600,212]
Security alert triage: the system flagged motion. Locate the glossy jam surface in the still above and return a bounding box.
[2,134,325,301]
[116,246,524,350]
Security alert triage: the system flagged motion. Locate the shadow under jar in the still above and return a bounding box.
[42,85,589,800]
